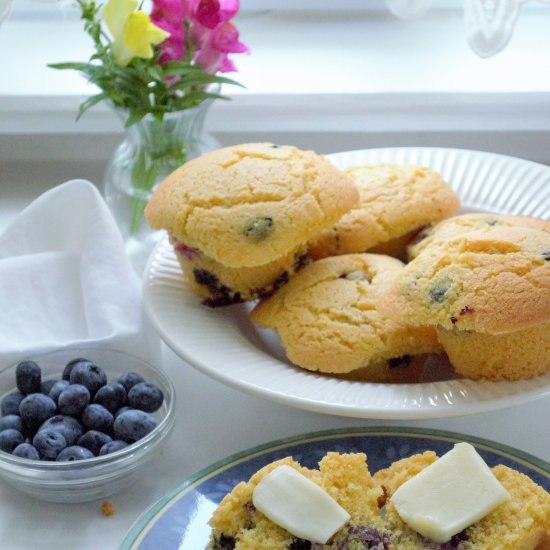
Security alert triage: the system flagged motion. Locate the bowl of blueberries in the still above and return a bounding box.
[0,347,175,502]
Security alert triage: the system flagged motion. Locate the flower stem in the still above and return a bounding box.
[127,140,188,236]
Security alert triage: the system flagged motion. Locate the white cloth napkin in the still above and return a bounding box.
[0,179,160,366]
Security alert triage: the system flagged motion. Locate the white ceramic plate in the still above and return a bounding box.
[143,147,550,419]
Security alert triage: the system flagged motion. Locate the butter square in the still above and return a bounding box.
[391,442,511,543]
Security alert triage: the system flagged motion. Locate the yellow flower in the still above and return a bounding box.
[101,0,169,66]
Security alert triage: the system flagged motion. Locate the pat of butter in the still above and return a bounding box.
[391,442,511,543]
[252,465,350,544]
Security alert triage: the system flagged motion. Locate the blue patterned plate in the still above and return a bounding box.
[121,427,550,549]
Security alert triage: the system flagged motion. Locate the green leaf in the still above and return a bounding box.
[75,92,110,120]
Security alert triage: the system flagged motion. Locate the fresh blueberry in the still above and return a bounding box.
[40,379,58,396]
[16,360,42,394]
[114,406,133,419]
[48,380,70,404]
[113,409,158,443]
[19,393,57,432]
[117,372,144,394]
[0,415,25,435]
[58,384,90,417]
[127,382,164,413]
[33,428,67,460]
[38,415,83,446]
[12,443,40,460]
[0,429,25,453]
[1,391,24,416]
[98,440,129,456]
[69,361,107,397]
[56,445,94,462]
[62,357,90,381]
[93,382,126,414]
[77,430,112,456]
[81,404,114,433]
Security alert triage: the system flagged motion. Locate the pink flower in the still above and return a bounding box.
[195,21,248,73]
[151,0,186,62]
[150,0,248,71]
[188,0,239,29]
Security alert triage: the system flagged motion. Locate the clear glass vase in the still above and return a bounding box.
[103,99,220,271]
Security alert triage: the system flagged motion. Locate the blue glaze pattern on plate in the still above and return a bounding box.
[121,427,550,550]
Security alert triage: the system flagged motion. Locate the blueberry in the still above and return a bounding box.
[345,525,391,549]
[429,284,449,303]
[428,278,453,304]
[114,406,133,419]
[1,391,24,416]
[56,445,94,462]
[289,539,311,550]
[113,409,158,443]
[0,429,25,453]
[388,355,413,369]
[77,430,112,456]
[117,372,144,394]
[19,393,57,432]
[12,443,40,460]
[69,361,107,397]
[81,404,114,433]
[127,382,164,413]
[62,357,90,381]
[215,535,236,549]
[58,384,90,416]
[48,380,70,404]
[0,415,25,435]
[243,216,274,241]
[40,379,57,396]
[33,428,67,460]
[94,382,126,414]
[16,360,42,394]
[99,440,129,456]
[38,415,83,446]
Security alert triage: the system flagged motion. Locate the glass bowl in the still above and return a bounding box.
[0,347,175,503]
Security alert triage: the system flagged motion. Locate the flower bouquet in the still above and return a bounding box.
[49,0,248,263]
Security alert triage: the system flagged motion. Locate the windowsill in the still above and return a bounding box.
[1,8,550,162]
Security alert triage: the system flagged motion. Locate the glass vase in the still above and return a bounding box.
[103,99,220,271]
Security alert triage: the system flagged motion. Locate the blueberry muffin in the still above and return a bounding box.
[381,214,550,380]
[145,143,359,305]
[208,452,390,550]
[407,212,550,261]
[250,254,441,378]
[308,164,460,260]
[374,452,550,550]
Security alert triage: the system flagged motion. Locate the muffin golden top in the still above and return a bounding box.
[309,164,460,259]
[145,143,359,267]
[251,253,440,374]
[381,214,550,334]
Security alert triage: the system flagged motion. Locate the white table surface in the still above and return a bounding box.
[0,164,549,550]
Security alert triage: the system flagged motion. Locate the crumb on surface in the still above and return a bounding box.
[101,501,116,517]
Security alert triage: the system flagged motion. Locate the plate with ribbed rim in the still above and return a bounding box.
[120,426,550,549]
[143,147,550,419]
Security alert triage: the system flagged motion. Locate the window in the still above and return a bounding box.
[1,0,549,164]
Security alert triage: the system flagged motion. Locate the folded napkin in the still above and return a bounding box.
[0,179,160,366]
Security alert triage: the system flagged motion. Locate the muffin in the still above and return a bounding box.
[208,452,389,550]
[209,449,550,550]
[250,253,441,379]
[407,212,550,261]
[145,143,359,305]
[374,452,550,550]
[381,214,550,380]
[308,164,460,260]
